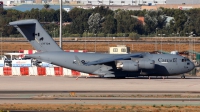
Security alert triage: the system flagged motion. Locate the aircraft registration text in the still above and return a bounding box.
[158,58,177,63]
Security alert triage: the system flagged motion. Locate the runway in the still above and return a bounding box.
[0,76,200,91]
[0,76,200,105]
[1,98,200,105]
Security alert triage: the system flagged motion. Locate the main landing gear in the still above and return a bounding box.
[181,74,185,79]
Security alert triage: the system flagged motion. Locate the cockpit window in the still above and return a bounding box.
[182,58,190,62]
[182,59,186,62]
[187,63,190,65]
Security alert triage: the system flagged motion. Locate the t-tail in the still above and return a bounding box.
[9,19,62,52]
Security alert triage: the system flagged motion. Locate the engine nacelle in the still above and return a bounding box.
[138,59,155,69]
[116,60,139,71]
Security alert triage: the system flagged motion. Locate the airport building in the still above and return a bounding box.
[1,0,167,5]
[75,0,166,6]
[166,0,200,4]
[2,0,200,5]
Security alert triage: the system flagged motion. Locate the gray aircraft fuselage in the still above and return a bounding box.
[28,51,195,77]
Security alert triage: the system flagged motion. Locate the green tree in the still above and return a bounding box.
[184,8,200,36]
[54,9,71,22]
[144,9,167,34]
[29,8,40,20]
[68,8,92,35]
[115,10,144,34]
[173,9,188,33]
[70,17,84,35]
[102,15,117,34]
[88,13,104,33]
[40,8,55,22]
[93,6,114,17]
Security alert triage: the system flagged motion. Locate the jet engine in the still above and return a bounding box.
[116,60,139,71]
[138,59,155,69]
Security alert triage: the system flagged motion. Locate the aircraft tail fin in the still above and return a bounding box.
[9,19,62,52]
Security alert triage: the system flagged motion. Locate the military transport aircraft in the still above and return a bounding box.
[9,19,195,79]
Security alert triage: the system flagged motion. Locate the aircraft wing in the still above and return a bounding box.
[84,53,142,66]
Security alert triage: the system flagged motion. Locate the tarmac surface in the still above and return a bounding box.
[0,76,200,91]
[0,76,200,105]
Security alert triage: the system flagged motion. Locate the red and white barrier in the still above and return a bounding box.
[18,50,37,58]
[0,67,3,76]
[0,67,95,77]
[19,50,88,54]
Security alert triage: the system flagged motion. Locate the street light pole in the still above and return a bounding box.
[162,34,165,53]
[158,34,161,51]
[59,0,63,48]
[155,28,158,51]
[190,32,194,53]
[158,33,165,53]
[54,28,55,38]
[123,34,125,45]
[193,34,196,52]
[175,33,178,51]
[178,32,180,52]
[175,33,179,51]
[172,33,176,50]
[95,34,96,52]
[108,34,109,47]
[84,30,87,51]
[161,34,162,53]
[186,32,190,51]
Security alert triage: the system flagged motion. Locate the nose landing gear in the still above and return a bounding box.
[181,74,185,79]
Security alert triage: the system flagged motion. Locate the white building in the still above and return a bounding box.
[77,0,166,5]
[166,0,200,4]
[109,45,130,54]
[1,0,167,5]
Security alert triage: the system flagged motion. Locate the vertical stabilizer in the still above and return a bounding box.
[9,19,62,52]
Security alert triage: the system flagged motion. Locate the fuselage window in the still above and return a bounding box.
[182,59,184,62]
[113,48,118,52]
[121,48,126,52]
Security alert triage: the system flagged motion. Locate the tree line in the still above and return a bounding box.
[0,6,200,37]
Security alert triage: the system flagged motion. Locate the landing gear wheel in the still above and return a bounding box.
[115,76,126,79]
[181,75,185,79]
